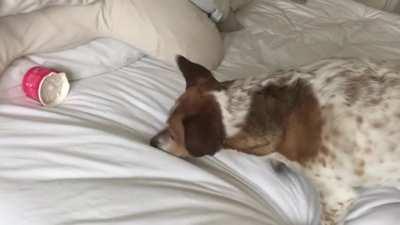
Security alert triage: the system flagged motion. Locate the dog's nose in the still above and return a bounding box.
[271,160,288,173]
[150,136,160,148]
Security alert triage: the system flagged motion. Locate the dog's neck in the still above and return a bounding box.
[216,77,323,163]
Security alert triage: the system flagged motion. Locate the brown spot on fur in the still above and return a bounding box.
[369,98,382,106]
[331,127,340,137]
[275,79,323,163]
[344,74,370,105]
[390,144,396,152]
[354,159,365,176]
[325,76,334,84]
[365,147,372,153]
[319,157,327,167]
[384,103,389,109]
[320,145,330,156]
[223,131,279,155]
[356,116,363,124]
[345,85,360,105]
[223,83,285,155]
[224,78,323,163]
[372,121,384,128]
[321,104,334,111]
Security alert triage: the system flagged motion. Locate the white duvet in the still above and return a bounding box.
[0,56,319,225]
[1,0,400,225]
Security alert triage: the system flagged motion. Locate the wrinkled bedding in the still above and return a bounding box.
[0,56,320,225]
[215,0,400,80]
[2,0,400,225]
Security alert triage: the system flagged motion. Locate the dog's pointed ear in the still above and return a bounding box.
[176,55,219,89]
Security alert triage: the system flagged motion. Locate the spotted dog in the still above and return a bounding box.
[151,56,400,225]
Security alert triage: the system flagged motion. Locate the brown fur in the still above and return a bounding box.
[277,80,323,163]
[182,93,225,156]
[150,56,225,157]
[224,79,323,163]
[151,56,323,162]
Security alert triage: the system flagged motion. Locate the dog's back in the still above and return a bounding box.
[297,58,400,224]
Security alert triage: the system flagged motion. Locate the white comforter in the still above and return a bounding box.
[1,0,400,225]
[0,56,319,225]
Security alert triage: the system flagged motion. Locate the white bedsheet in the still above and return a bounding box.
[215,0,400,80]
[2,0,400,224]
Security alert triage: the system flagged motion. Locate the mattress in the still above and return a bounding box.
[1,0,400,225]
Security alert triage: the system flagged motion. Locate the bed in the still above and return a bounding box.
[1,0,400,225]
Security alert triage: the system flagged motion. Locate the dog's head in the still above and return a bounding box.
[150,56,225,157]
[150,56,322,161]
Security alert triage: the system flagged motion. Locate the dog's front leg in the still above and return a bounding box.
[317,181,357,225]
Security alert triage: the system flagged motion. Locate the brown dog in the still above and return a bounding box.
[151,56,400,225]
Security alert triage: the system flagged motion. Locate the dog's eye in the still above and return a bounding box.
[168,129,176,141]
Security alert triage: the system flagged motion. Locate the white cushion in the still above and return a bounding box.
[0,38,144,91]
[0,0,97,17]
[0,0,223,78]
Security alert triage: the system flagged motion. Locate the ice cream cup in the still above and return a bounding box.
[22,66,70,106]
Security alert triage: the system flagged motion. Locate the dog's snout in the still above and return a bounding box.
[150,129,169,149]
[150,135,161,148]
[271,160,288,173]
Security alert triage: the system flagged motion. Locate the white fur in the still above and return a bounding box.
[212,78,260,137]
[212,91,246,137]
[303,59,400,224]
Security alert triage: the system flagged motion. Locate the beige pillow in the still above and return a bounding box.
[0,0,223,76]
[0,0,97,17]
[230,0,253,11]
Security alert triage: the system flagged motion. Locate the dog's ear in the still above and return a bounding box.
[183,112,224,157]
[176,55,219,89]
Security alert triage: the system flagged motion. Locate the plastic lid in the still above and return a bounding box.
[38,72,70,106]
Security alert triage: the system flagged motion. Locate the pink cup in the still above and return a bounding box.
[22,66,70,106]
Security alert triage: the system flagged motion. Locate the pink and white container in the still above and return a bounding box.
[22,66,70,106]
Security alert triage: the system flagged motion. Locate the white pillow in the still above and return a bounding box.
[0,0,223,78]
[28,38,144,81]
[0,0,97,17]
[0,38,144,91]
[230,0,254,11]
